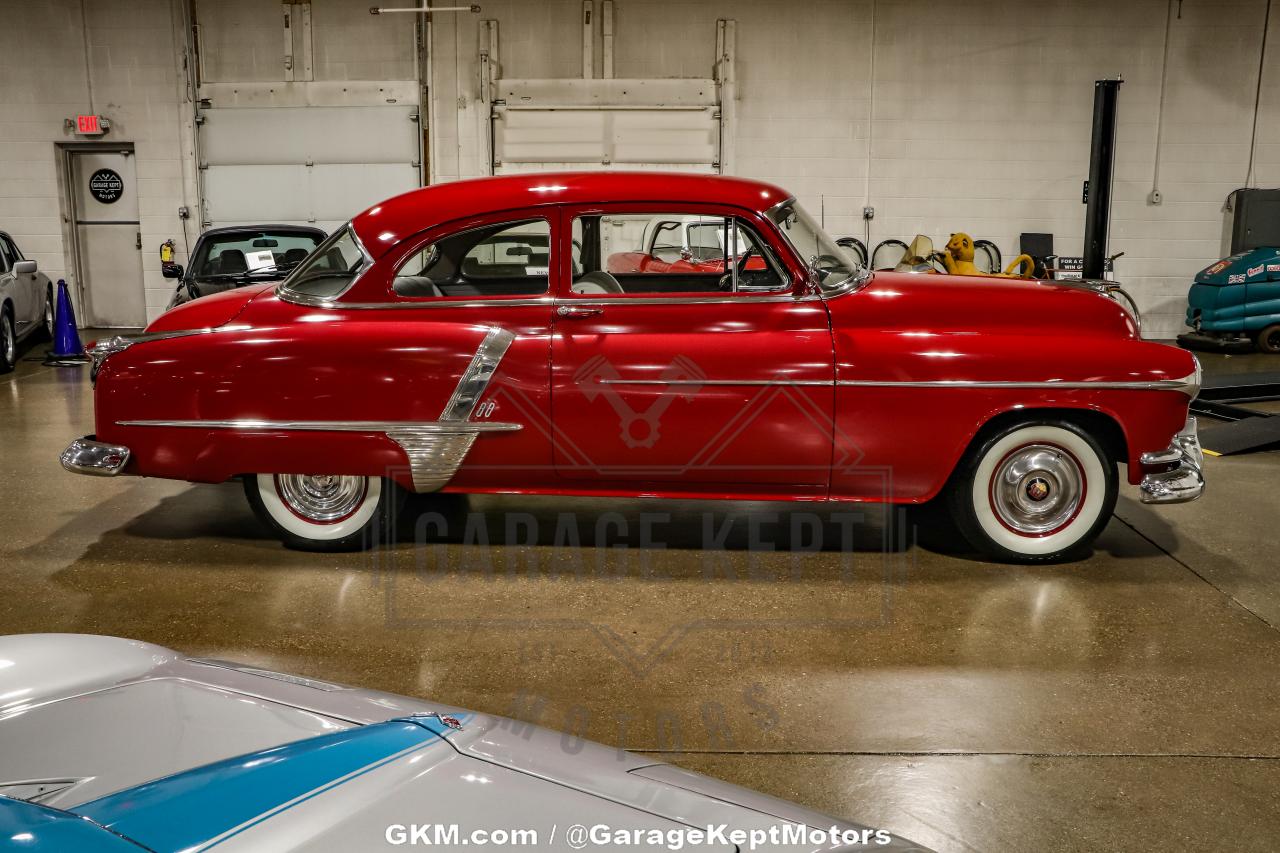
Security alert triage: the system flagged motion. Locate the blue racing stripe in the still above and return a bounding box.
[73,718,455,853]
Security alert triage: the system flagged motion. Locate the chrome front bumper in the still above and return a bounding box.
[1139,417,1205,504]
[61,436,131,477]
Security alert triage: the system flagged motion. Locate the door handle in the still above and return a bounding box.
[557,304,603,318]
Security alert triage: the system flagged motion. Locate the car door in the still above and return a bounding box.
[550,203,835,493]
[0,236,28,336]
[374,209,560,493]
[2,236,39,331]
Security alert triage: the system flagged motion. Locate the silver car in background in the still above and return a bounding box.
[0,634,930,851]
[0,231,54,373]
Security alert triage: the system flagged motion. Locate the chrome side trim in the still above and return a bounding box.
[116,325,520,493]
[596,378,831,387]
[117,419,520,433]
[89,325,253,384]
[1140,417,1204,504]
[60,437,131,476]
[386,431,480,492]
[836,377,1200,396]
[440,327,516,421]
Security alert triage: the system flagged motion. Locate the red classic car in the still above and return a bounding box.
[61,172,1204,562]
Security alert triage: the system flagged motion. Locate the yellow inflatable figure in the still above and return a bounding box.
[942,233,1035,278]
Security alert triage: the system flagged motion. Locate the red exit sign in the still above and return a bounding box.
[75,114,108,135]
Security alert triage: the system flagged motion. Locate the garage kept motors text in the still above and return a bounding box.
[88,168,124,204]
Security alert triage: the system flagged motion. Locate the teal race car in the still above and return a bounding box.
[1179,247,1280,353]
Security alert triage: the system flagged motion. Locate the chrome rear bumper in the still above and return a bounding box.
[61,436,131,477]
[1139,417,1205,504]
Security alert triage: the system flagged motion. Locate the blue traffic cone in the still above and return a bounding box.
[43,279,90,366]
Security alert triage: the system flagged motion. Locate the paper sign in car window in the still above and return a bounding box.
[245,250,276,270]
[525,267,549,276]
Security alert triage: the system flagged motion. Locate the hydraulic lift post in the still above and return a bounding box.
[1083,79,1122,280]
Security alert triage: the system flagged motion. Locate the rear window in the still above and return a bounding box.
[193,231,322,279]
[279,226,369,300]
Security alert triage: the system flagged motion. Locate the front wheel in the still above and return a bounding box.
[946,421,1117,563]
[42,286,55,340]
[243,474,402,552]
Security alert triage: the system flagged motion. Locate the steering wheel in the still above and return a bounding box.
[717,244,761,291]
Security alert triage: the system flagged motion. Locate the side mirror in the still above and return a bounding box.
[162,262,184,279]
[13,259,36,275]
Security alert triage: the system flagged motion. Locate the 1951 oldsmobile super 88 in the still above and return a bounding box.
[61,172,1204,561]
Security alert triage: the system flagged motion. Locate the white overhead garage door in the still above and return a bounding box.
[200,104,420,232]
[491,79,721,176]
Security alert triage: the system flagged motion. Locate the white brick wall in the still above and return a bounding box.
[5,0,1280,335]
[0,0,198,326]
[429,0,1280,339]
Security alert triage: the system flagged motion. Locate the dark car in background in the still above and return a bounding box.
[165,225,325,309]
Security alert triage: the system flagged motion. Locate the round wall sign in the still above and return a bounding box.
[88,168,124,204]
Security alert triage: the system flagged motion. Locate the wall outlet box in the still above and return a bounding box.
[1148,190,1162,205]
[863,206,875,220]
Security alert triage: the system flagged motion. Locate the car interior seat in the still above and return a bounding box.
[572,270,624,294]
[217,249,248,274]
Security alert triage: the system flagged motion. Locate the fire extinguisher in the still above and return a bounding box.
[160,238,183,281]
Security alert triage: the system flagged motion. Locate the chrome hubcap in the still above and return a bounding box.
[45,299,54,335]
[274,474,367,523]
[2,317,14,365]
[991,444,1083,536]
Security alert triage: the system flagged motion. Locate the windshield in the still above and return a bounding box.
[192,230,322,280]
[279,226,369,300]
[768,200,860,293]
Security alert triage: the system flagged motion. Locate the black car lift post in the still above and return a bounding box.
[1083,79,1122,280]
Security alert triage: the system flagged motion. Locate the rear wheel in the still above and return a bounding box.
[1255,324,1280,354]
[0,310,15,374]
[243,473,402,551]
[946,420,1117,563]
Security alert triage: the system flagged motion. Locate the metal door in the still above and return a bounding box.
[70,150,146,327]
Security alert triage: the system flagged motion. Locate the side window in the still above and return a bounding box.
[0,238,13,273]
[393,218,550,299]
[572,213,788,296]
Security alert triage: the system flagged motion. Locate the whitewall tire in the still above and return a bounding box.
[947,421,1117,563]
[244,474,401,552]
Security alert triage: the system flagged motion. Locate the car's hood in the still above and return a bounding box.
[0,635,931,851]
[67,717,737,852]
[853,271,1139,338]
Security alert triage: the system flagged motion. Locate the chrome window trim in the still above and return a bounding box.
[765,196,867,298]
[275,224,372,305]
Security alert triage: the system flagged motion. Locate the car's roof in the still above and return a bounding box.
[199,224,327,239]
[351,172,794,258]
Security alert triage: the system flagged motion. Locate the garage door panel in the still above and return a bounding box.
[493,106,719,173]
[204,165,311,225]
[204,163,418,229]
[201,106,418,165]
[307,164,420,221]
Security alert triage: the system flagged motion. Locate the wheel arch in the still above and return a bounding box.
[965,406,1129,468]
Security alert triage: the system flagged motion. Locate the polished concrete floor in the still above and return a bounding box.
[3,340,1279,852]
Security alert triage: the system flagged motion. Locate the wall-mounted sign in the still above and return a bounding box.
[88,169,124,204]
[75,114,110,136]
